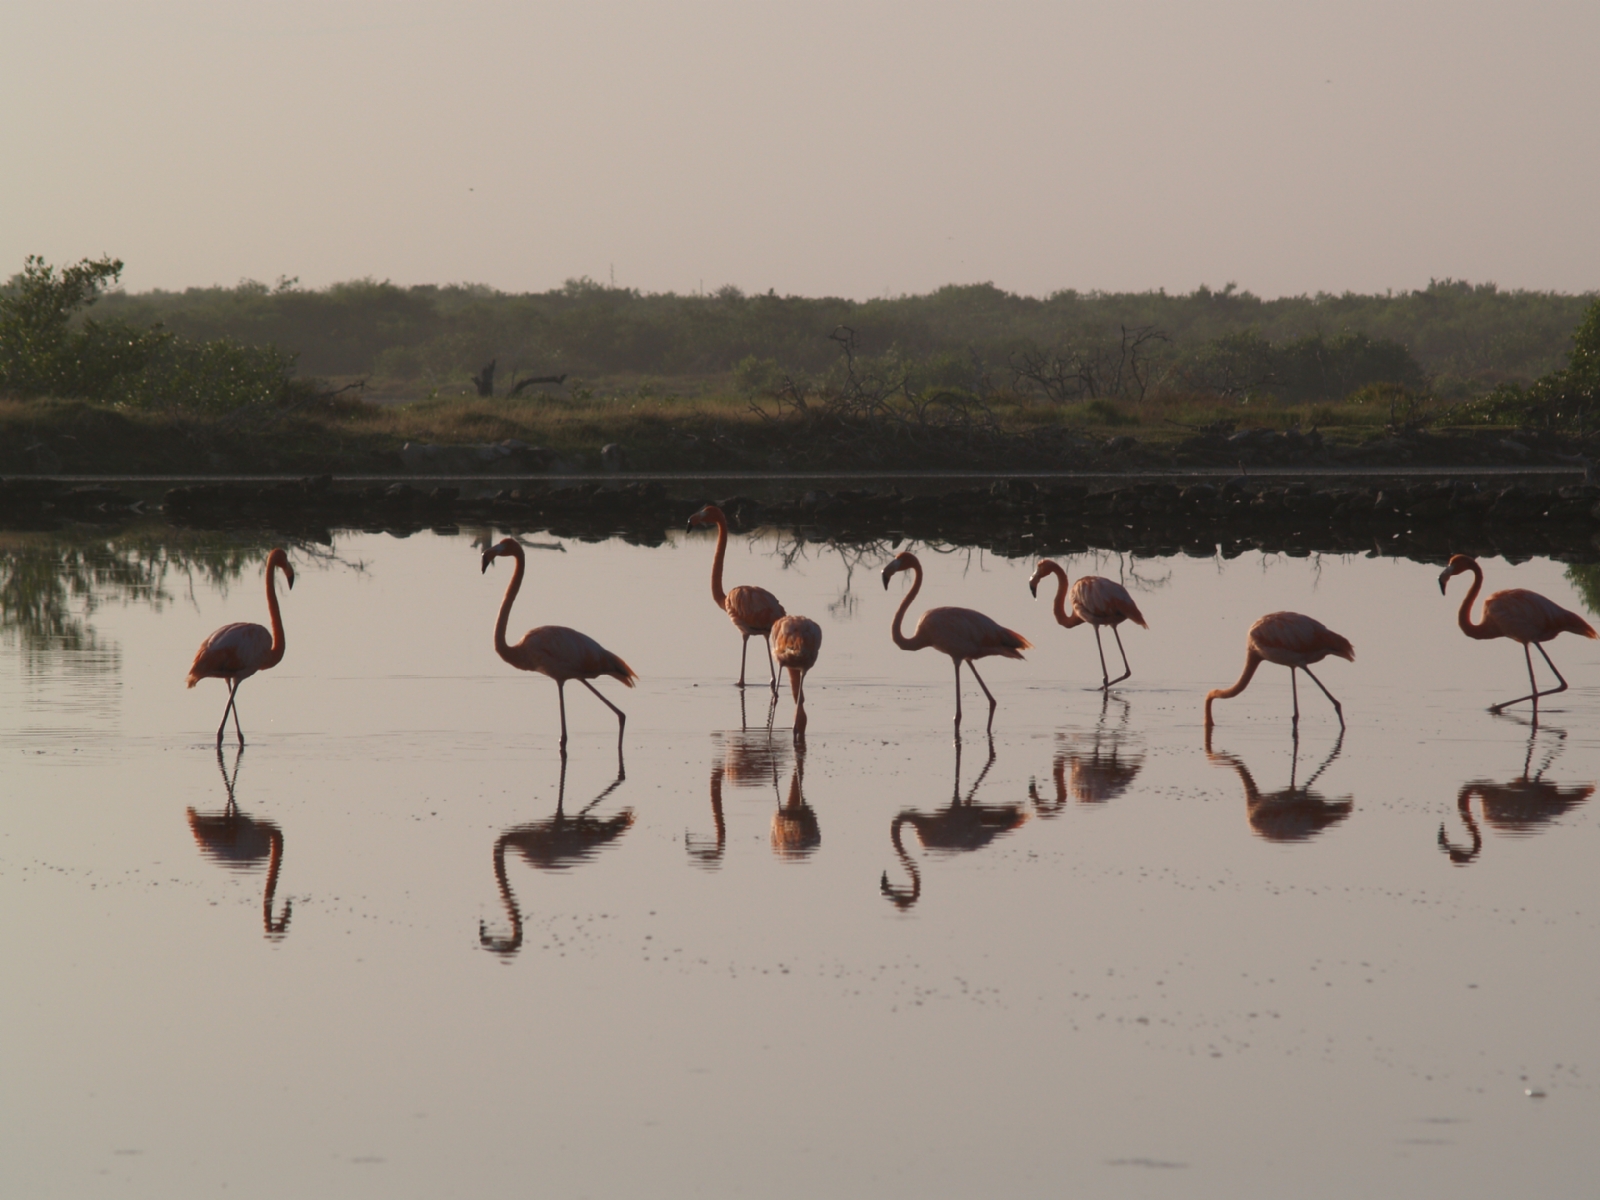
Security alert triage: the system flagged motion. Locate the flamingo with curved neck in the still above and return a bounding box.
[186,547,294,747]
[687,504,787,689]
[1204,612,1354,731]
[1027,559,1148,689]
[482,537,636,756]
[1439,553,1596,716]
[882,551,1030,732]
[771,614,821,738]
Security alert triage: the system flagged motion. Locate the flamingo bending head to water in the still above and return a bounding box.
[482,537,636,756]
[186,547,294,748]
[771,614,821,738]
[882,551,1030,732]
[1439,554,1596,716]
[687,504,786,690]
[1027,559,1148,689]
[1204,612,1354,732]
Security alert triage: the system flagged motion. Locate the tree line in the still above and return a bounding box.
[83,274,1592,400]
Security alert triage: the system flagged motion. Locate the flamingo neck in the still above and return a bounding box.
[1204,649,1262,727]
[707,514,729,609]
[1455,562,1493,639]
[890,562,924,650]
[481,836,524,954]
[883,815,921,908]
[494,548,526,662]
[263,828,290,937]
[1044,562,1079,628]
[264,558,288,667]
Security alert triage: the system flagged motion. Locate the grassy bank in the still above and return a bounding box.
[0,386,1588,478]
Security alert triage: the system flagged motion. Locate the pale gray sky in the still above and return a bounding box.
[4,1,1597,298]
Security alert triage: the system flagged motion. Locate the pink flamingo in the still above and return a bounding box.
[1439,554,1597,715]
[687,504,787,689]
[186,547,294,748]
[1205,612,1355,731]
[772,614,821,737]
[882,551,1031,731]
[1028,559,1149,689]
[482,537,636,754]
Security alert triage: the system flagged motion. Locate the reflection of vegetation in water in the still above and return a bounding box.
[1566,565,1600,620]
[0,532,302,670]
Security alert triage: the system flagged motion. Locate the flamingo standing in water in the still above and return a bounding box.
[482,537,636,755]
[882,551,1030,732]
[1205,612,1354,731]
[1439,554,1597,716]
[1028,559,1148,689]
[186,547,294,748]
[772,614,821,737]
[687,504,786,689]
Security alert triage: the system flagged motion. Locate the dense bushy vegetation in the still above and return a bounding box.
[91,273,1593,402]
[1459,297,1600,432]
[0,256,296,413]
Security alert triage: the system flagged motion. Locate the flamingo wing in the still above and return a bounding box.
[772,615,822,671]
[1071,576,1148,628]
[1248,612,1354,667]
[510,626,637,685]
[916,606,1031,661]
[187,622,273,685]
[1483,589,1599,644]
[725,585,785,635]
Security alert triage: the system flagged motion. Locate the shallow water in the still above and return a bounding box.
[4,528,1599,1198]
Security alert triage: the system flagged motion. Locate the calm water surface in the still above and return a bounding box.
[4,529,1599,1197]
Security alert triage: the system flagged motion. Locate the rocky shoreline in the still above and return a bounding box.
[3,473,1599,564]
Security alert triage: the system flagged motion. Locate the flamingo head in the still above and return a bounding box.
[481,537,520,573]
[686,504,724,532]
[267,548,295,589]
[1027,559,1059,598]
[1438,553,1476,594]
[881,551,919,590]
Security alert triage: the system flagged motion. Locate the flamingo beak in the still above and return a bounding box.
[1029,578,1039,598]
[481,550,495,574]
[1437,569,1450,595]
[880,564,895,590]
[286,568,295,590]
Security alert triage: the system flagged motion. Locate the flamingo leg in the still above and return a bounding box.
[1301,665,1345,730]
[1108,625,1133,687]
[967,660,999,732]
[1092,625,1112,690]
[1290,668,1301,730]
[579,678,626,756]
[217,678,245,748]
[556,679,569,754]
[737,633,750,687]
[1490,642,1569,715]
[951,656,964,730]
[763,632,778,692]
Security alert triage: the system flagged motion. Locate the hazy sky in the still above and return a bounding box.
[4,1,1597,299]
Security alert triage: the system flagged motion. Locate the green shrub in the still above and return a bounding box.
[1,255,294,412]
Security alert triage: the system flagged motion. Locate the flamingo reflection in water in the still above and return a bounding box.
[686,692,791,868]
[881,737,1029,910]
[480,756,634,957]
[1439,721,1594,865]
[1029,694,1145,816]
[185,746,292,938]
[1205,727,1352,842]
[771,739,820,861]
